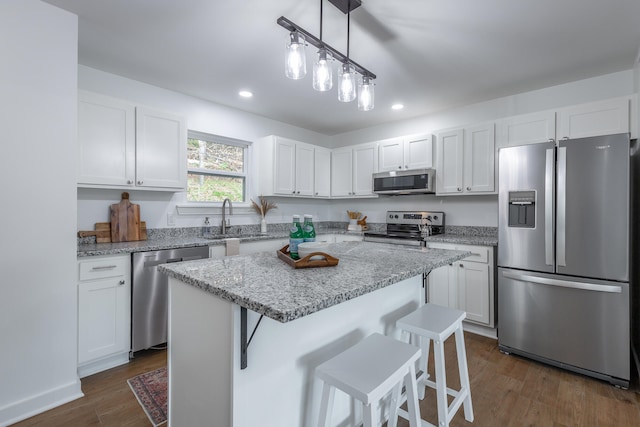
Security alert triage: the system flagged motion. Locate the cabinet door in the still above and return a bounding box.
[314,147,331,197]
[464,122,495,193]
[78,91,135,187]
[436,129,464,194]
[78,276,130,364]
[352,143,377,196]
[135,106,187,190]
[331,148,353,197]
[427,264,456,308]
[457,261,490,325]
[496,111,556,148]
[273,138,296,195]
[404,134,433,170]
[295,143,315,196]
[378,138,404,172]
[557,97,629,140]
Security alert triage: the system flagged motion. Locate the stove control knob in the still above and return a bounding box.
[394,214,399,219]
[433,215,439,220]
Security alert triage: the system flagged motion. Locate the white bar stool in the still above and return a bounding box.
[396,303,474,427]
[315,333,422,427]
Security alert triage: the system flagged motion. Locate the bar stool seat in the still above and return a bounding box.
[397,303,474,427]
[315,333,422,427]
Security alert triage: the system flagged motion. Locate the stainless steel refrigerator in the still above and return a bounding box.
[497,133,632,388]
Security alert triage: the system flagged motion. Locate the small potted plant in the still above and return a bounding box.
[251,195,278,233]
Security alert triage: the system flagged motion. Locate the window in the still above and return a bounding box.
[187,131,249,203]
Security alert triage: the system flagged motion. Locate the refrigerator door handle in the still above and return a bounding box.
[545,148,555,266]
[502,270,622,293]
[556,146,567,266]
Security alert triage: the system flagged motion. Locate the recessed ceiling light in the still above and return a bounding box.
[391,103,404,110]
[239,90,253,98]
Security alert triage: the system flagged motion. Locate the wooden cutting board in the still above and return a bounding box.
[77,222,112,243]
[78,221,147,243]
[110,192,143,242]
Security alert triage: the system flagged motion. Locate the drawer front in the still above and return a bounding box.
[427,242,489,264]
[79,255,129,281]
[461,245,489,263]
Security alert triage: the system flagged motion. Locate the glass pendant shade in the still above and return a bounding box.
[338,63,356,102]
[312,48,333,91]
[358,76,374,111]
[285,31,306,80]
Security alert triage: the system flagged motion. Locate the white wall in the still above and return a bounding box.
[0,1,81,425]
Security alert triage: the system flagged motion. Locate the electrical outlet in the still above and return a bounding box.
[167,213,176,226]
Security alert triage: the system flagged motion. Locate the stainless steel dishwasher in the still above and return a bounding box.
[131,246,209,354]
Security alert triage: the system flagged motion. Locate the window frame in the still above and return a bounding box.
[186,130,251,205]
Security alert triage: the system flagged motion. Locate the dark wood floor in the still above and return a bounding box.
[13,333,640,426]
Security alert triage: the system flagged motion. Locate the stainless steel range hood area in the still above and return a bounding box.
[372,168,436,195]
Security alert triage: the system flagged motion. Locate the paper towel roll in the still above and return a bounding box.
[225,238,240,256]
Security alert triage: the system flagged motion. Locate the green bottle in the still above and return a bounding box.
[289,215,304,259]
[302,214,316,242]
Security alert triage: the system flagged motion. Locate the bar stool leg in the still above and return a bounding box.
[455,327,474,422]
[404,364,422,427]
[433,339,449,427]
[388,380,404,427]
[362,402,376,427]
[318,382,335,427]
[418,335,431,400]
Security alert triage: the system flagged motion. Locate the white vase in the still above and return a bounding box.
[260,218,267,233]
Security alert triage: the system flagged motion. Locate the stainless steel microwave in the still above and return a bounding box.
[373,168,436,195]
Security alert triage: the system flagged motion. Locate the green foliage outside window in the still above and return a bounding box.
[187,136,246,202]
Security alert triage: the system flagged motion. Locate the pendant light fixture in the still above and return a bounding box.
[312,0,333,91]
[277,0,376,110]
[285,31,306,80]
[338,3,356,102]
[358,75,374,111]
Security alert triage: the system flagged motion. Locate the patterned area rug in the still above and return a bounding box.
[127,367,168,426]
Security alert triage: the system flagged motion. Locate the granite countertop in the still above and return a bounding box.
[77,228,357,257]
[159,241,470,323]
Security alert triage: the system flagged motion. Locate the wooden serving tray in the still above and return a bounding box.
[277,245,339,269]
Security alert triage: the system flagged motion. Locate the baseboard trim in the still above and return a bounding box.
[463,321,497,339]
[78,352,129,379]
[0,378,83,427]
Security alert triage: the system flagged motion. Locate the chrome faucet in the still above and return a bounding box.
[221,198,233,234]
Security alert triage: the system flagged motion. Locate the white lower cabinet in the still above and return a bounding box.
[426,243,495,327]
[77,254,131,378]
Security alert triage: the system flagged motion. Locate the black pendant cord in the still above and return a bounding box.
[319,0,323,42]
[346,0,351,61]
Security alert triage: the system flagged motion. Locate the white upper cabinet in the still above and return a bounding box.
[436,122,495,195]
[378,134,433,172]
[78,92,136,187]
[135,106,187,190]
[331,142,378,198]
[314,147,331,198]
[556,97,630,140]
[436,129,464,194]
[496,110,556,148]
[257,136,317,197]
[78,91,187,191]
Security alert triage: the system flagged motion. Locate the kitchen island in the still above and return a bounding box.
[159,241,469,427]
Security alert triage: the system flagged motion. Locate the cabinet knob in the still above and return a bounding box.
[459,264,464,268]
[398,166,402,169]
[137,180,143,185]
[466,186,471,191]
[297,191,300,194]
[127,180,134,185]
[457,187,462,192]
[119,280,125,285]
[292,191,296,194]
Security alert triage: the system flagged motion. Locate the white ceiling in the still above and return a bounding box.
[43,0,640,135]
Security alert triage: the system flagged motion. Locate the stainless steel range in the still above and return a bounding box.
[363,211,445,246]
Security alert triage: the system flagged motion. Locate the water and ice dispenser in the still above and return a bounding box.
[507,190,536,228]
